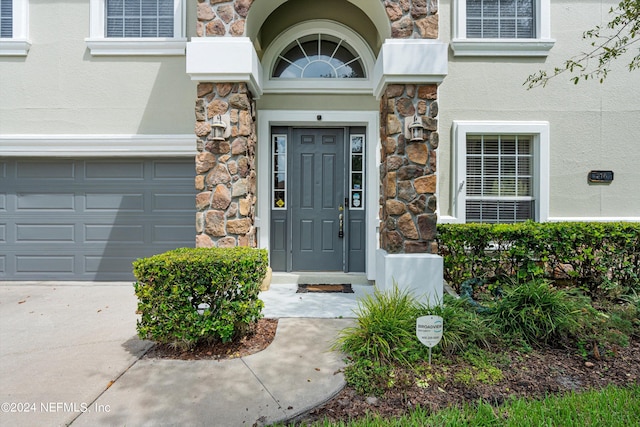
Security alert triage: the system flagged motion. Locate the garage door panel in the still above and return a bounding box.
[16,255,75,273]
[3,158,195,280]
[152,193,193,212]
[152,225,196,243]
[84,255,137,275]
[15,224,75,242]
[84,224,145,243]
[85,161,145,180]
[17,160,75,179]
[153,161,194,178]
[85,193,145,211]
[16,193,75,210]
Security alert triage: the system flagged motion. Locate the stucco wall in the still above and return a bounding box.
[0,1,197,135]
[438,0,640,219]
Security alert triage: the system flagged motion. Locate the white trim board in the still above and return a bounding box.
[257,110,380,281]
[439,215,640,223]
[0,134,197,157]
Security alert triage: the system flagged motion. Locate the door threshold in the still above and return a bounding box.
[271,272,372,286]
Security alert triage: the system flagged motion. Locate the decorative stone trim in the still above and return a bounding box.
[194,82,258,248]
[196,0,438,39]
[196,0,252,37]
[385,0,439,39]
[379,84,439,254]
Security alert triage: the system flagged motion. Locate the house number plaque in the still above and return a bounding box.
[588,170,614,183]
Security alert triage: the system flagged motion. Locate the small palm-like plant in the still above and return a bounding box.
[335,285,424,366]
[489,278,580,346]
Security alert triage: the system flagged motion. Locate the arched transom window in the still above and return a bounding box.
[272,33,366,79]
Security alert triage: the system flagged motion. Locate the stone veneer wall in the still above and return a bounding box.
[379,84,439,254]
[196,0,438,39]
[194,82,258,248]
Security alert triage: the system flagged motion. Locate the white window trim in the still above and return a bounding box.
[261,20,376,95]
[451,0,555,56]
[86,0,187,56]
[0,0,30,56]
[452,121,550,223]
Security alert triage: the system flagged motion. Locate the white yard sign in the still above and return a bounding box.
[416,315,443,364]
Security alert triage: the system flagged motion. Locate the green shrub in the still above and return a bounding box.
[488,278,581,346]
[133,247,267,349]
[437,222,640,299]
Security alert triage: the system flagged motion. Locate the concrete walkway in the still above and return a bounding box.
[0,282,372,427]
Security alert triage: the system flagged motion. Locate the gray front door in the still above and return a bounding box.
[291,128,345,271]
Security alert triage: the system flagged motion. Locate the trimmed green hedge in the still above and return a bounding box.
[437,222,640,298]
[133,247,268,349]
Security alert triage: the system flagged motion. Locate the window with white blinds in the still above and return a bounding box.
[466,0,535,38]
[465,135,534,223]
[0,0,12,38]
[106,0,173,38]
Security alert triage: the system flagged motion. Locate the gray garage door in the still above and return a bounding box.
[1,158,195,281]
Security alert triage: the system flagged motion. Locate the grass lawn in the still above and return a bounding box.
[291,384,640,426]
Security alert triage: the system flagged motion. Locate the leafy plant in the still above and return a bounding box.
[418,294,498,355]
[525,0,640,87]
[488,278,582,347]
[453,348,504,386]
[437,222,640,300]
[336,286,500,394]
[133,247,267,350]
[335,285,426,367]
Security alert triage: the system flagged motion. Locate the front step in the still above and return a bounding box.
[271,272,372,286]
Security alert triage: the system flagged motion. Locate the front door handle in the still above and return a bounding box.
[338,204,344,238]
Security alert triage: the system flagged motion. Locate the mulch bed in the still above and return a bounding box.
[296,339,640,424]
[144,318,640,424]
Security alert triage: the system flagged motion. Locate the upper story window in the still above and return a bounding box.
[467,0,534,39]
[273,34,365,79]
[0,0,12,38]
[86,0,186,56]
[452,0,554,56]
[0,0,30,56]
[262,21,375,95]
[105,0,174,38]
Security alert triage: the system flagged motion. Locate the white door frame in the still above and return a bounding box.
[257,110,380,280]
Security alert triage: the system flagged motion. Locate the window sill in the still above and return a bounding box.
[451,39,555,57]
[85,38,187,56]
[0,39,32,56]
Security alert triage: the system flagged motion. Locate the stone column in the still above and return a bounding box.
[193,1,257,248]
[377,2,443,304]
[194,83,257,248]
[379,84,439,254]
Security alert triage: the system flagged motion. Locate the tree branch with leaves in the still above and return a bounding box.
[525,0,640,88]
